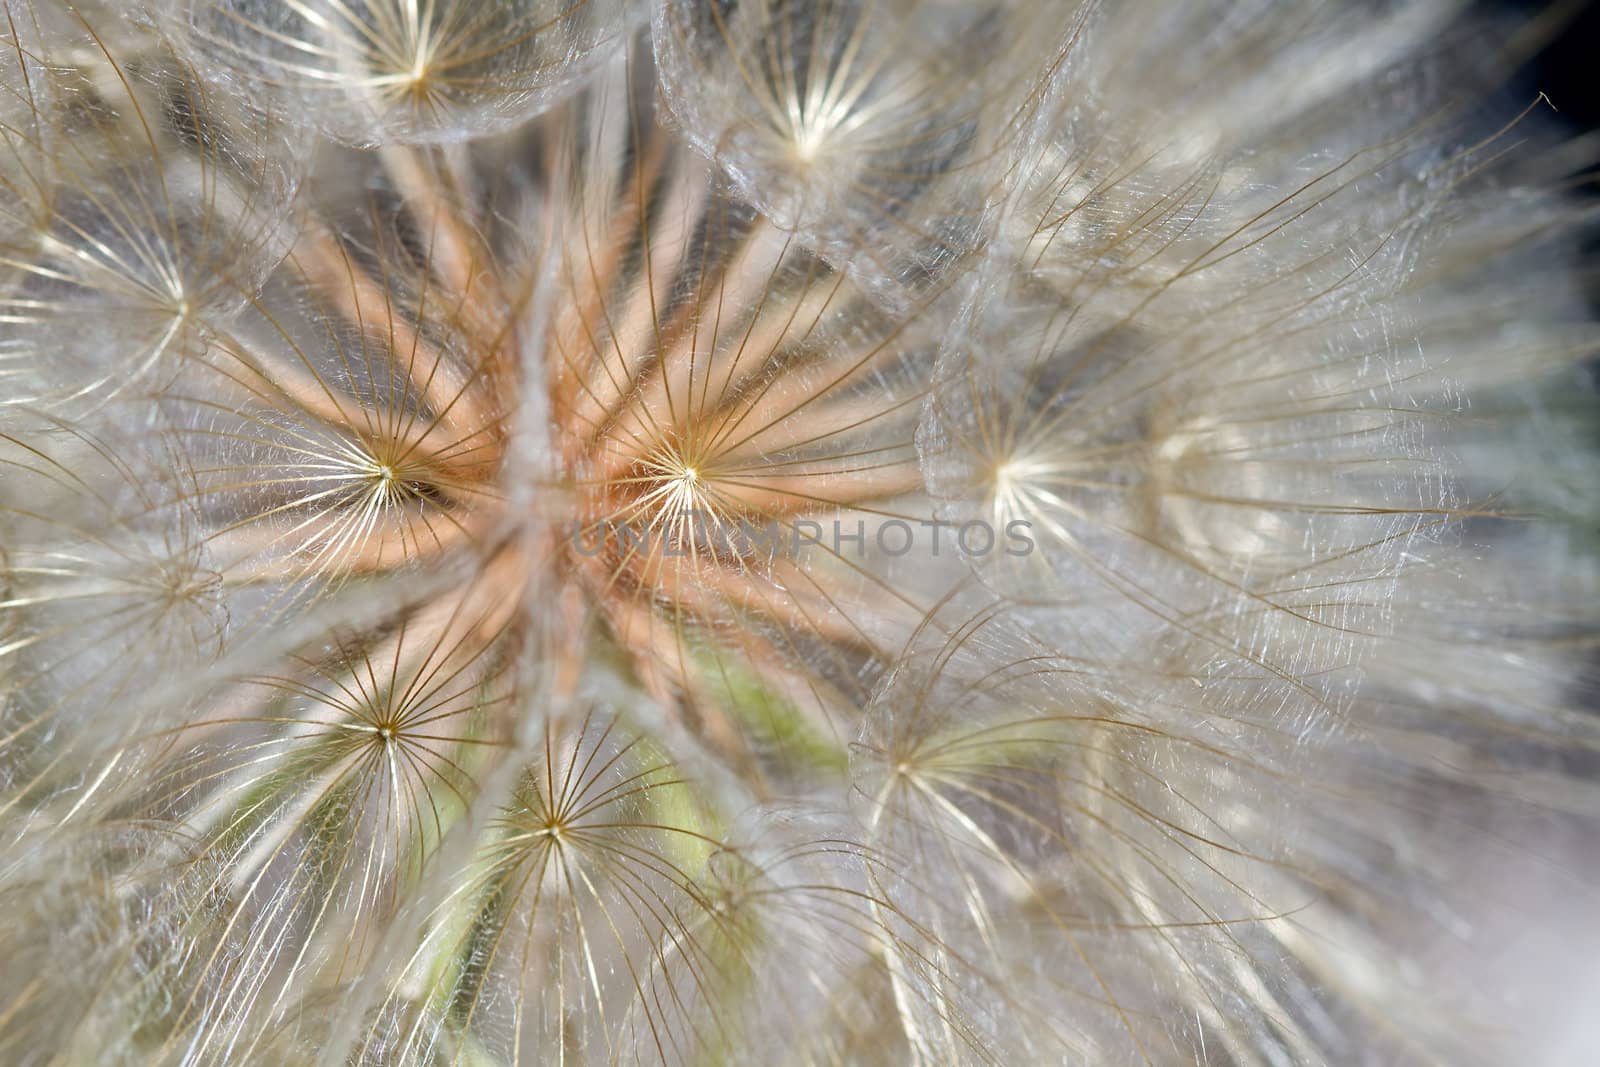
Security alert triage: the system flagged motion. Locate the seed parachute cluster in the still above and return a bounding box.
[1,1,1598,1064]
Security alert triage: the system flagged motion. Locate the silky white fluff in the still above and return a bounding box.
[0,1,1597,1065]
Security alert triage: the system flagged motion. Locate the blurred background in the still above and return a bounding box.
[1499,0,1598,318]
[1498,8,1600,1061]
[1497,0,1599,132]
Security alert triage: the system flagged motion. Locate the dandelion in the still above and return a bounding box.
[1,1,1597,1064]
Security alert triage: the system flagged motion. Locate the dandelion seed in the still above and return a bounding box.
[177,0,640,146]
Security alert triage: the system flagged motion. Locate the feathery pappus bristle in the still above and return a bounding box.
[1,1,1598,1064]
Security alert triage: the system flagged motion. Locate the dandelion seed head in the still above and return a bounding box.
[1,1,1598,1064]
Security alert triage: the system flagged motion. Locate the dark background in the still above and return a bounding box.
[1496,0,1599,378]
[1496,0,1600,134]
